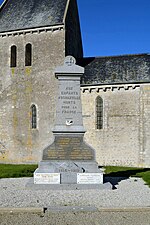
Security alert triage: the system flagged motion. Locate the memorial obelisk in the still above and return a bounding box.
[33,56,108,189]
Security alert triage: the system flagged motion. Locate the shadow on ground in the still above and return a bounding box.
[103,168,150,188]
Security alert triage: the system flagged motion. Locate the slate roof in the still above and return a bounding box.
[77,54,150,85]
[0,0,68,32]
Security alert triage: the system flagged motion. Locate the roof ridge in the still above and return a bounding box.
[63,0,71,23]
[83,53,149,60]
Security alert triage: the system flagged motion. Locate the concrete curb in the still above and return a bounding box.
[97,207,150,212]
[0,206,150,213]
[0,207,44,214]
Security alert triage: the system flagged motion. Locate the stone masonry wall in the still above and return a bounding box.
[0,29,65,163]
[81,83,150,168]
[140,85,150,167]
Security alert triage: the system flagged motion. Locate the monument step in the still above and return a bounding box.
[26,179,112,190]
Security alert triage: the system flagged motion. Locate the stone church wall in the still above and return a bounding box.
[0,29,65,163]
[81,83,150,168]
[140,85,150,167]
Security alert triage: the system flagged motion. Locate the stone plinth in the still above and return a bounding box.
[34,160,103,185]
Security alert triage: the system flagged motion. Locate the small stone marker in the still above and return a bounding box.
[33,56,108,189]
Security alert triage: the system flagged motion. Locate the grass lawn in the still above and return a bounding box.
[0,164,149,187]
[0,164,37,178]
[105,166,150,187]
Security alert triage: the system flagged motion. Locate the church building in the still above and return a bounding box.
[0,0,150,167]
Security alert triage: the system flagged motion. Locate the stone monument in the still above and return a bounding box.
[32,56,111,189]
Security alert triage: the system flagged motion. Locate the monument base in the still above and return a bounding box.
[26,160,113,189]
[26,160,112,190]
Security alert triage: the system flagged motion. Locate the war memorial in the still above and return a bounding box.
[30,56,111,189]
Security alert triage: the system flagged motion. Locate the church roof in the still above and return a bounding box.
[0,0,68,32]
[77,54,150,85]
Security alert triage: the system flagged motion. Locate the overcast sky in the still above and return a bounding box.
[0,0,150,57]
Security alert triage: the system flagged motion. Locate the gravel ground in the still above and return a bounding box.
[0,177,150,209]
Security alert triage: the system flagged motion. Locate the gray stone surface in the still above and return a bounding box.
[34,56,104,187]
[34,160,104,186]
[53,56,85,134]
[42,136,95,160]
[42,57,94,163]
[33,160,104,186]
[27,178,111,190]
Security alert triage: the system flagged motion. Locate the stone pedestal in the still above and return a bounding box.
[31,56,111,189]
[34,160,103,185]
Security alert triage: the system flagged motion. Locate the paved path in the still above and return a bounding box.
[0,211,150,225]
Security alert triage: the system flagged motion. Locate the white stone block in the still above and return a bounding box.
[34,173,60,184]
[77,173,103,184]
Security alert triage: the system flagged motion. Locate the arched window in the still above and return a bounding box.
[25,43,32,66]
[10,45,17,67]
[31,104,37,129]
[96,96,103,129]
